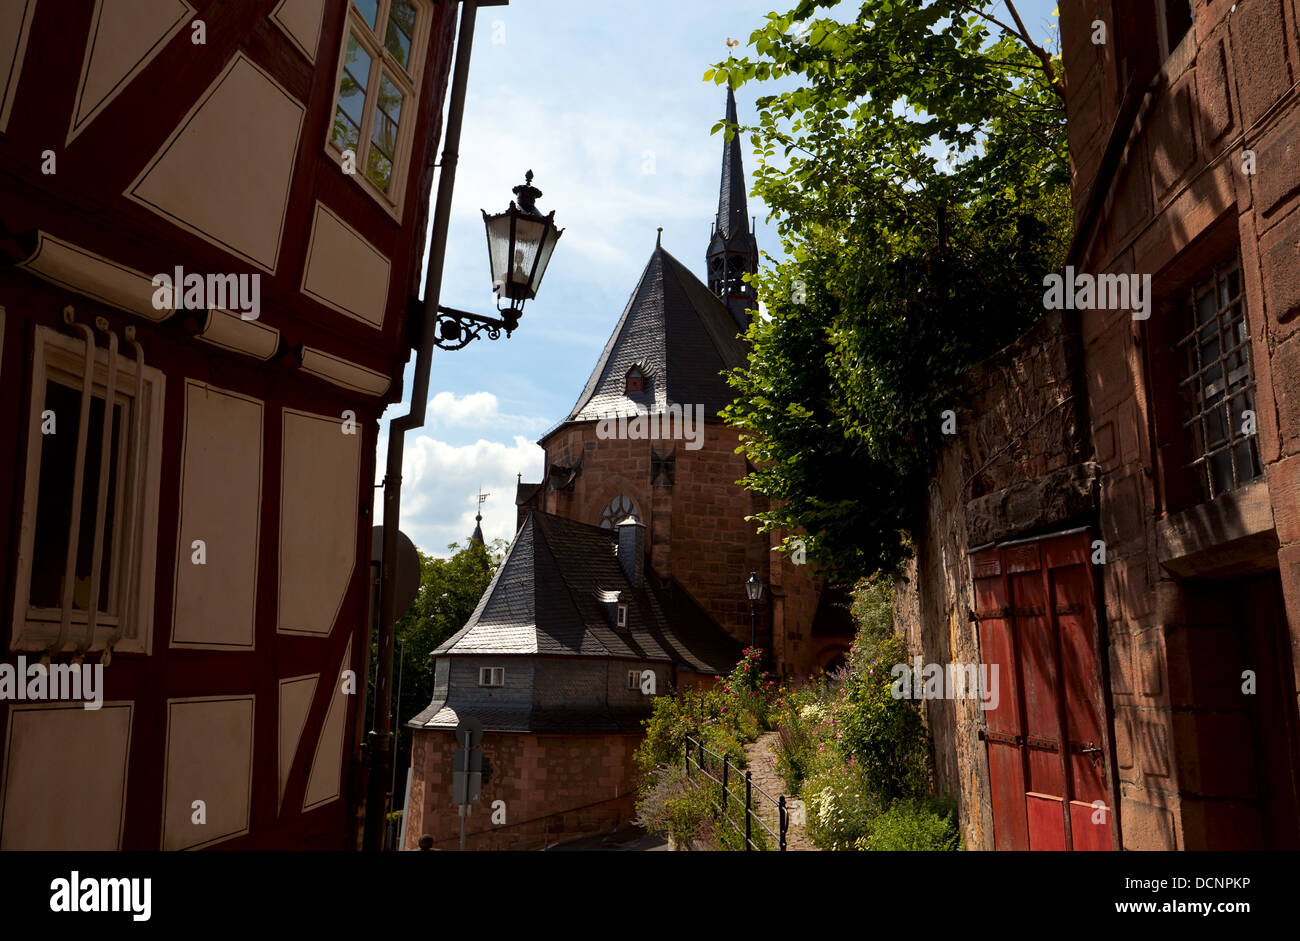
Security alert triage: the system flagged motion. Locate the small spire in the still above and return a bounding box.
[470,488,490,545]
[656,226,663,248]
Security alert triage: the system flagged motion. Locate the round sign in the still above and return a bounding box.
[371,526,421,622]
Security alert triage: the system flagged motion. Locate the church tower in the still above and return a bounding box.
[706,86,759,328]
[513,80,853,679]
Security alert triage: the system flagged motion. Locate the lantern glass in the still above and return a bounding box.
[484,210,513,297]
[507,214,546,298]
[745,572,763,602]
[483,207,562,303]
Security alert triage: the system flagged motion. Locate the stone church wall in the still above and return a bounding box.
[539,421,776,654]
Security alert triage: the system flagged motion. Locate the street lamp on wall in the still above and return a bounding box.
[745,570,763,650]
[433,170,564,350]
[370,0,563,852]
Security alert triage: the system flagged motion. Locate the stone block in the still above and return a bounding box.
[1231,0,1293,126]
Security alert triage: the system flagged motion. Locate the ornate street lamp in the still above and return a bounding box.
[432,170,563,350]
[745,571,763,650]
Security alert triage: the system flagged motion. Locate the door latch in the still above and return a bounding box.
[1078,741,1103,763]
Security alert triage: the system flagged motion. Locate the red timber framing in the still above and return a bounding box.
[0,1,460,849]
[970,528,1118,851]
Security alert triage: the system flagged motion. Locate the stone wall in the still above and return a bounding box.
[1059,0,1300,849]
[894,310,1094,850]
[404,729,640,851]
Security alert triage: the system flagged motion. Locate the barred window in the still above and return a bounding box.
[13,325,165,655]
[1175,258,1262,502]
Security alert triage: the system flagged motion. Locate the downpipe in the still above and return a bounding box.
[363,0,480,852]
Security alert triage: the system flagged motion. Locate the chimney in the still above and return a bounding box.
[616,516,646,587]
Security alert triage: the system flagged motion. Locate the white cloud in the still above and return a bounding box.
[430,390,500,423]
[426,390,551,433]
[374,433,545,557]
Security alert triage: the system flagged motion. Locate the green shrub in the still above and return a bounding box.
[723,646,779,732]
[836,629,932,805]
[700,723,747,770]
[859,798,963,851]
[803,758,879,850]
[636,687,720,778]
[635,766,713,847]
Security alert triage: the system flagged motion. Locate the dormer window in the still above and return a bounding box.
[625,365,645,395]
[616,603,628,628]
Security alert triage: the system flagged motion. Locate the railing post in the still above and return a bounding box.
[744,771,753,851]
[685,737,690,779]
[778,795,788,852]
[721,756,729,817]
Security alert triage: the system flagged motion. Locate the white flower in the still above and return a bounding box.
[800,704,826,723]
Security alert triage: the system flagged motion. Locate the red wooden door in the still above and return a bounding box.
[970,529,1113,851]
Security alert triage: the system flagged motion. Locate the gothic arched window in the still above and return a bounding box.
[599,494,639,529]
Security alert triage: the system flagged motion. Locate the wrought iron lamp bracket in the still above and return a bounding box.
[433,304,522,351]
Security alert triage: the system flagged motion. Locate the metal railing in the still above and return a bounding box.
[684,736,787,851]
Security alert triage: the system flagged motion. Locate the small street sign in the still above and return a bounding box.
[453,716,485,850]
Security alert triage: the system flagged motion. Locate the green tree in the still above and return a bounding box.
[713,0,1072,583]
[369,538,507,783]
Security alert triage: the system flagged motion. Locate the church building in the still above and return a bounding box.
[404,87,853,850]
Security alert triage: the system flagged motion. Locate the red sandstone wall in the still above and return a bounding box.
[539,420,826,670]
[405,729,642,851]
[1061,0,1300,849]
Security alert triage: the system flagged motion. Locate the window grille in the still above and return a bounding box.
[1175,258,1262,502]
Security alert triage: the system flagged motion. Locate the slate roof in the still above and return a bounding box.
[408,704,651,735]
[431,511,741,673]
[558,243,748,425]
[514,479,542,506]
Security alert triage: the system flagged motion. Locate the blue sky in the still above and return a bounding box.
[377,0,1061,556]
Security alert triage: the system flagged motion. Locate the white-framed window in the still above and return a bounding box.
[478,666,505,688]
[327,0,430,213]
[12,325,165,655]
[616,603,628,628]
[627,669,641,690]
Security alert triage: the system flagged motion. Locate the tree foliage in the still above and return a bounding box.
[368,538,506,776]
[714,0,1072,583]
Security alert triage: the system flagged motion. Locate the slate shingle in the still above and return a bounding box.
[558,244,747,427]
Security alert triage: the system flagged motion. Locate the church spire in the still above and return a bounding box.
[707,84,759,328]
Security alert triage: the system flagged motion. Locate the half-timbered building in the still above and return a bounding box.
[0,0,461,849]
